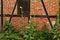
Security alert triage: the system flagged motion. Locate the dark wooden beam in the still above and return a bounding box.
[1,0,3,32]
[0,14,57,18]
[9,0,18,23]
[41,0,53,28]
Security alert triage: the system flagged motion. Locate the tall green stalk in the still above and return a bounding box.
[20,6,24,27]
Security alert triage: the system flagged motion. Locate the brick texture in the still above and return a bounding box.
[0,0,59,29]
[3,0,17,15]
[30,0,59,29]
[30,0,59,15]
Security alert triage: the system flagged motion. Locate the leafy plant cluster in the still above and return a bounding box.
[0,21,21,40]
[50,10,60,40]
[19,21,52,40]
[18,10,60,40]
[0,11,60,40]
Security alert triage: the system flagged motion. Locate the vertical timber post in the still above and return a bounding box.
[28,0,30,23]
[1,0,3,32]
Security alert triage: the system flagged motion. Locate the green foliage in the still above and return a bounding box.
[35,24,52,40]
[19,21,38,40]
[0,21,21,40]
[56,11,60,26]
[0,33,21,40]
[3,21,19,34]
[50,10,60,40]
[19,21,52,40]
[51,26,60,40]
[0,11,60,40]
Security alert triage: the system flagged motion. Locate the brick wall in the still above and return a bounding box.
[30,0,59,15]
[30,0,59,29]
[0,0,59,29]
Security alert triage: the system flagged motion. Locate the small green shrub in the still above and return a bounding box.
[3,21,19,34]
[19,21,38,40]
[19,21,52,40]
[51,26,60,40]
[0,21,21,40]
[35,24,52,40]
[50,11,60,40]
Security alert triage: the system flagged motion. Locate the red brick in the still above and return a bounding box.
[2,0,59,29]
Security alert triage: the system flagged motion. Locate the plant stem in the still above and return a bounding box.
[20,6,24,26]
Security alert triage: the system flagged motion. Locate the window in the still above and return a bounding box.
[17,0,30,16]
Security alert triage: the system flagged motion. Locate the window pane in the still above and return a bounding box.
[17,0,30,15]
